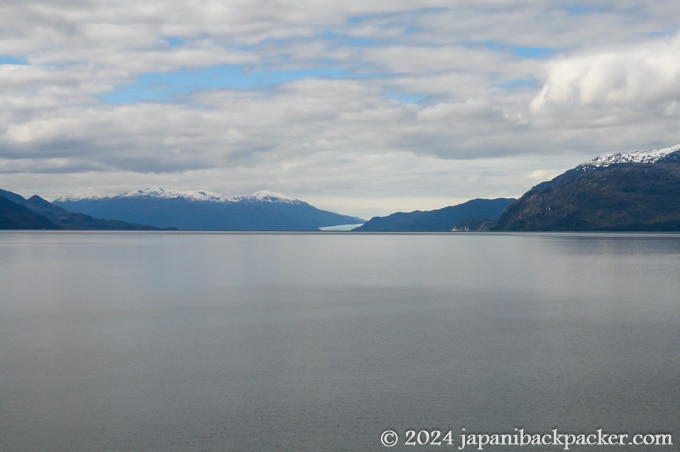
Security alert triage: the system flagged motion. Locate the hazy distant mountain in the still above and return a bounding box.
[55,188,365,231]
[494,144,680,231]
[0,188,161,230]
[352,198,515,232]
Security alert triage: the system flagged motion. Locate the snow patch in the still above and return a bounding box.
[54,192,113,202]
[229,190,302,203]
[580,144,680,169]
[57,187,302,203]
[117,187,227,201]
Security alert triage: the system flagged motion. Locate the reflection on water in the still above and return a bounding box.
[1,232,679,451]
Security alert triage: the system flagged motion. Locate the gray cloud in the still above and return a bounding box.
[2,1,680,217]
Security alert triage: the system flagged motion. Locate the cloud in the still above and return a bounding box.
[2,1,680,217]
[532,33,680,112]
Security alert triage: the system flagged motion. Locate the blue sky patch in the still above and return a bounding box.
[466,41,559,59]
[163,37,186,48]
[383,92,426,104]
[0,56,28,65]
[346,14,367,24]
[322,31,384,48]
[563,5,604,15]
[496,79,538,90]
[511,46,558,59]
[402,25,419,35]
[98,64,365,104]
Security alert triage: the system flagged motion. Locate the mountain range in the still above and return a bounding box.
[353,198,515,232]
[493,144,680,231]
[0,189,163,230]
[3,144,680,232]
[53,188,364,231]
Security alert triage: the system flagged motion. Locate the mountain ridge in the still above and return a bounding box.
[353,198,515,232]
[578,144,680,169]
[494,144,680,231]
[56,187,303,204]
[0,189,163,230]
[0,195,61,229]
[54,188,364,231]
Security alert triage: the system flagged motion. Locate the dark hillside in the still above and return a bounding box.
[494,163,680,231]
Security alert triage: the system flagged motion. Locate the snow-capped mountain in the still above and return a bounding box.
[54,188,363,231]
[528,144,680,191]
[57,187,302,204]
[494,144,680,231]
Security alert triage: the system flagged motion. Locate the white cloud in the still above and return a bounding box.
[532,33,680,112]
[2,1,680,217]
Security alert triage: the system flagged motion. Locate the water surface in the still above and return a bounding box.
[1,232,678,451]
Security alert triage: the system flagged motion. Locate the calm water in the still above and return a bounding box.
[1,232,678,451]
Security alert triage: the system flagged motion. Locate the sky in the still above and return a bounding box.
[2,0,680,218]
